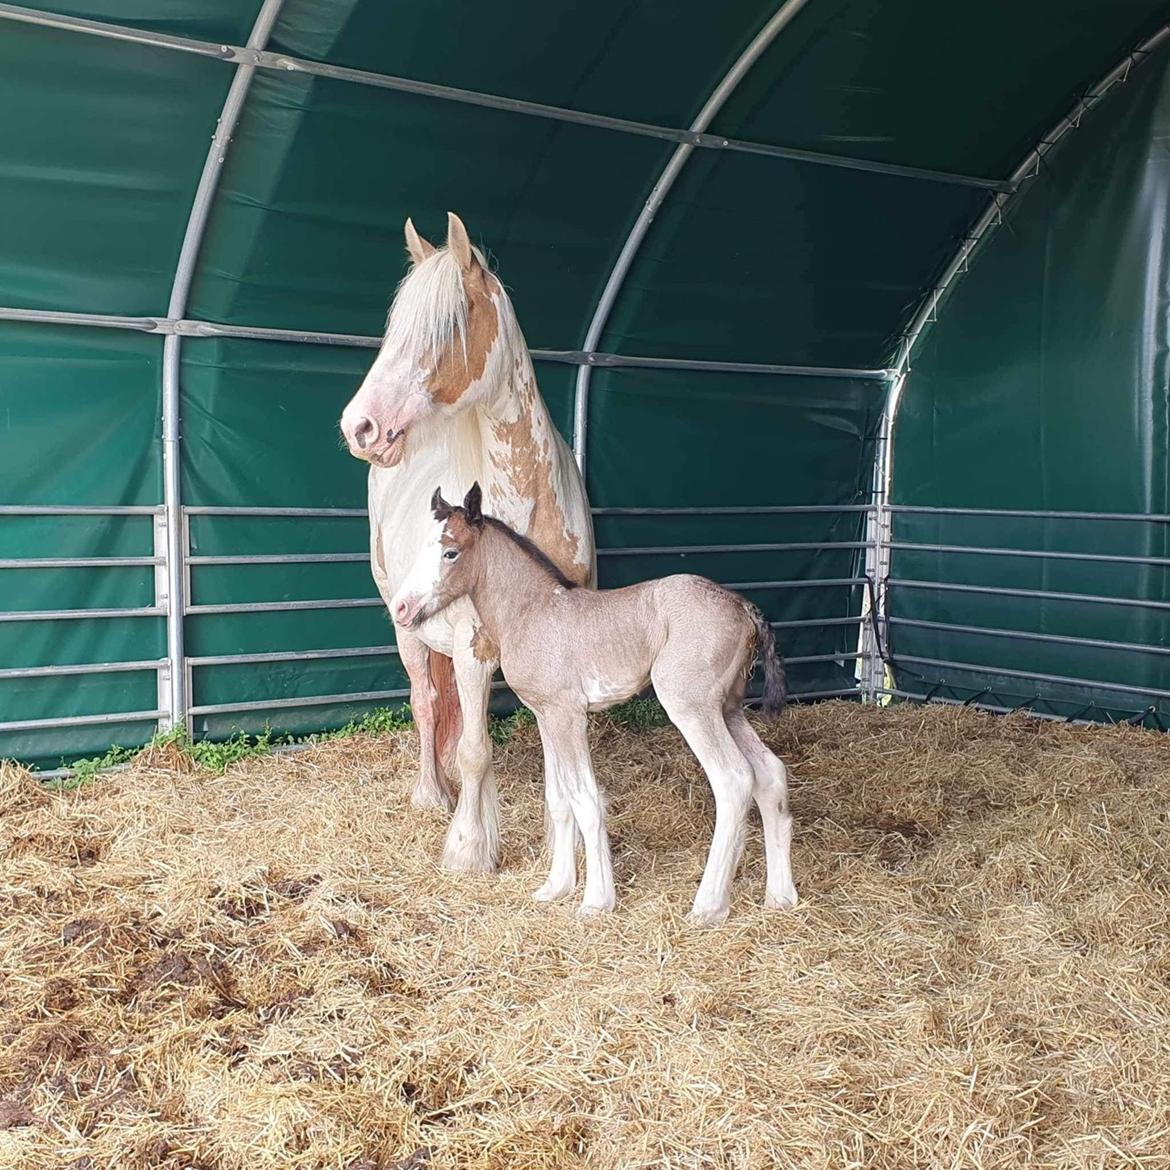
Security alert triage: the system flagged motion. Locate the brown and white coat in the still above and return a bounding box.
[339,214,595,872]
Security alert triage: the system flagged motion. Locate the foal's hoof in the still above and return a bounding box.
[533,881,573,903]
[765,889,799,911]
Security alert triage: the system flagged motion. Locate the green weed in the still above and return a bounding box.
[605,696,670,730]
[489,706,537,746]
[52,743,138,789]
[45,694,668,787]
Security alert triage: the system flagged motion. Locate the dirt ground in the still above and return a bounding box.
[1,702,1168,1169]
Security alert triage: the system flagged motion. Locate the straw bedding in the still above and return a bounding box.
[1,702,1168,1170]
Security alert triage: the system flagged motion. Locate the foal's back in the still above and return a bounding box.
[510,573,756,714]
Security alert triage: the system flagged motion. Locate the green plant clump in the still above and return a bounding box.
[50,696,669,786]
[605,696,670,730]
[489,705,537,746]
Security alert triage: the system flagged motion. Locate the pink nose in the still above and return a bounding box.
[393,598,412,625]
[346,415,379,451]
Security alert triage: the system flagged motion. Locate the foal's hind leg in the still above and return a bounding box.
[726,705,798,910]
[657,687,754,925]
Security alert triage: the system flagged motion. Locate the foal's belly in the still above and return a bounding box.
[582,671,649,712]
[507,665,649,714]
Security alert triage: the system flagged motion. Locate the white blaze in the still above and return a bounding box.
[389,515,448,625]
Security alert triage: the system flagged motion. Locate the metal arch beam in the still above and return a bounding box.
[863,22,1170,702]
[571,0,813,474]
[890,22,1170,385]
[0,3,1008,194]
[0,303,893,376]
[159,0,286,732]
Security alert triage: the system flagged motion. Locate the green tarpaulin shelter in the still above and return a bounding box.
[2,0,1170,771]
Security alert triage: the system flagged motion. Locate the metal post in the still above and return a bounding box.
[152,512,171,726]
[160,336,185,730]
[859,378,898,700]
[572,0,813,474]
[158,0,285,732]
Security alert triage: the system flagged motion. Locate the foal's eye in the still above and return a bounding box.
[442,549,460,561]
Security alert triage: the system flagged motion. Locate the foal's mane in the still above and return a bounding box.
[384,244,494,362]
[482,515,578,591]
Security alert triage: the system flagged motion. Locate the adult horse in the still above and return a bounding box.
[339,212,595,872]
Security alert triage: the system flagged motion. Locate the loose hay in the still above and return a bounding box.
[1,703,1169,1170]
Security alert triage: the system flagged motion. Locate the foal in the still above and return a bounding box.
[391,484,798,924]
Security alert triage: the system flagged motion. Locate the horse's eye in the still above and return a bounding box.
[443,549,459,561]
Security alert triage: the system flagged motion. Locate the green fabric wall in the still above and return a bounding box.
[2,1,1168,765]
[589,368,880,698]
[0,324,164,766]
[890,44,1170,721]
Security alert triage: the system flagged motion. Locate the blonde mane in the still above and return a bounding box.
[384,244,493,363]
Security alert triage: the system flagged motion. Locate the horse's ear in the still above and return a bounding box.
[463,481,483,526]
[405,217,436,265]
[431,486,453,520]
[446,212,477,273]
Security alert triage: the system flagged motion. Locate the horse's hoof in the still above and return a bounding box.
[410,780,454,813]
[687,903,730,927]
[576,900,613,919]
[441,835,499,874]
[533,881,573,902]
[764,889,799,911]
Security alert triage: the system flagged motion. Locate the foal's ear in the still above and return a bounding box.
[463,481,483,526]
[431,487,453,520]
[404,217,436,265]
[446,212,477,273]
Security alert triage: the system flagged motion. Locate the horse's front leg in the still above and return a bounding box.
[441,621,500,872]
[395,625,456,811]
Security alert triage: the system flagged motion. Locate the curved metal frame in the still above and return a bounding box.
[0,3,1006,194]
[864,21,1170,702]
[874,20,1170,487]
[571,0,812,472]
[159,0,286,730]
[890,22,1170,386]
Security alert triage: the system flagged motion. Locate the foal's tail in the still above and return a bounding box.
[745,602,788,719]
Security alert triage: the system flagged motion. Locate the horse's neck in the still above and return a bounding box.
[478,333,560,504]
[407,324,558,510]
[467,523,557,647]
[477,318,592,584]
[369,312,591,588]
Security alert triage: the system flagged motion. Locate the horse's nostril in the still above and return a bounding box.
[353,416,376,450]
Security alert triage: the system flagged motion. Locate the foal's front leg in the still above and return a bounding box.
[539,708,614,915]
[531,711,577,902]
